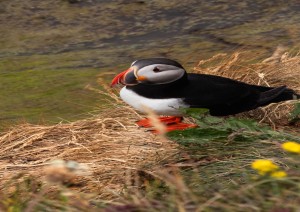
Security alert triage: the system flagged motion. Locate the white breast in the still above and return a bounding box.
[120,87,189,116]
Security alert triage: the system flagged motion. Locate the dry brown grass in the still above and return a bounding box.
[194,47,300,128]
[0,102,179,200]
[0,49,299,205]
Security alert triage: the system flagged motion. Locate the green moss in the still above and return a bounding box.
[0,67,104,126]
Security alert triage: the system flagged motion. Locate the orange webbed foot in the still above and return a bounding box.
[136,116,198,133]
[136,116,182,128]
[165,123,198,132]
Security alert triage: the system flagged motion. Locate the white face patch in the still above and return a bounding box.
[137,64,185,84]
[120,87,189,116]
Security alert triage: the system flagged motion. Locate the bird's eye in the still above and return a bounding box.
[153,67,161,73]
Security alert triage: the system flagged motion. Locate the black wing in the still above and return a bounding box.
[184,74,291,115]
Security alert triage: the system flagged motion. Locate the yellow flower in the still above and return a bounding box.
[251,159,278,173]
[270,171,287,179]
[282,141,300,154]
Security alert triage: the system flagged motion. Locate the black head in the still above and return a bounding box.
[111,58,186,86]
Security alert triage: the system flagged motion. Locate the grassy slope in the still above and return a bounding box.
[0,51,113,129]
[0,108,299,212]
[1,52,300,211]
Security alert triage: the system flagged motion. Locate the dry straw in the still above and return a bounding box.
[0,49,299,200]
[0,100,179,200]
[194,47,300,128]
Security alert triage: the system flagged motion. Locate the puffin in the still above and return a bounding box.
[111,58,299,131]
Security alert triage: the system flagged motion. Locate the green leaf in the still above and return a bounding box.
[167,128,230,145]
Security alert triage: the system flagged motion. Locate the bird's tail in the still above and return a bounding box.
[258,86,299,106]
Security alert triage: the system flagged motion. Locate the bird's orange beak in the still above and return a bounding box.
[110,68,131,87]
[111,67,144,87]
